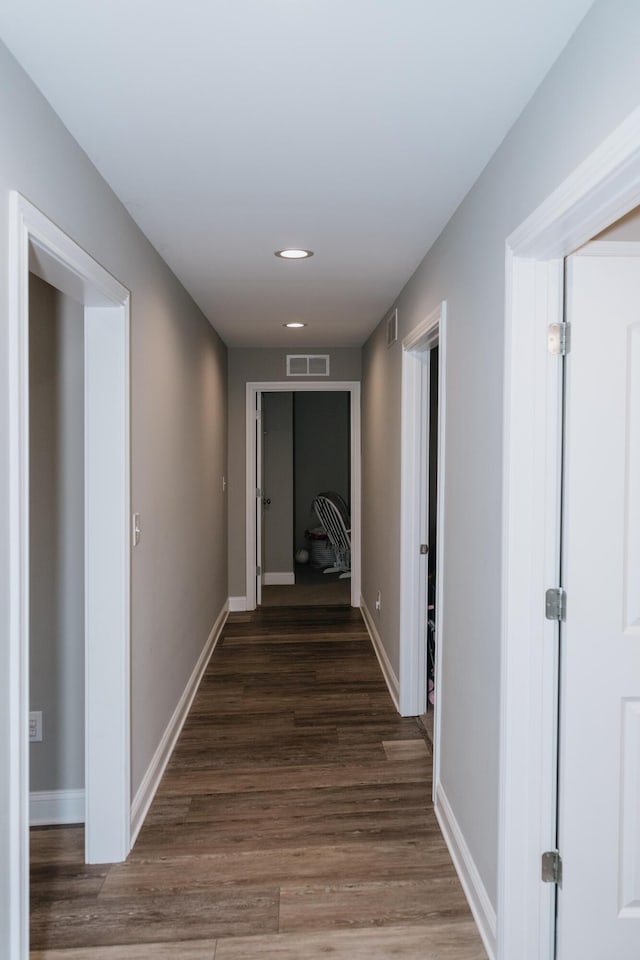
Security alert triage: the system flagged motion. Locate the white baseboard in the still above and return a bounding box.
[130,601,229,845]
[434,782,497,960]
[228,596,248,612]
[263,572,295,586]
[30,789,85,826]
[360,598,400,712]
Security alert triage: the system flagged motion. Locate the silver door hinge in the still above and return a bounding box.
[541,850,563,885]
[548,322,571,356]
[256,487,261,498]
[420,544,429,555]
[545,587,566,621]
[256,565,261,576]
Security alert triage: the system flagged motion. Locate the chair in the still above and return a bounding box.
[312,492,351,579]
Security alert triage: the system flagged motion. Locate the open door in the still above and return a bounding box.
[557,243,640,958]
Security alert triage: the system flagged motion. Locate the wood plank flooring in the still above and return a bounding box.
[30,605,487,959]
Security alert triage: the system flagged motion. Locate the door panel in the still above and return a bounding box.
[558,248,640,958]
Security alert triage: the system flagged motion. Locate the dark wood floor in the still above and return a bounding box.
[30,605,486,959]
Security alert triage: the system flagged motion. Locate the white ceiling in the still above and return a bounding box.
[0,0,594,347]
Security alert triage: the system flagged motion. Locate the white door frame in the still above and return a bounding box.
[498,107,640,960]
[399,302,447,767]
[7,194,131,960]
[245,381,361,609]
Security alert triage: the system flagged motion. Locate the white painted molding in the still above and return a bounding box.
[435,783,497,960]
[30,790,85,827]
[508,104,640,260]
[360,598,400,713]
[399,302,447,724]
[263,571,295,586]
[228,596,248,612]
[130,602,229,845]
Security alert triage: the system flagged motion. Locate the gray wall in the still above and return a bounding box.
[227,347,360,598]
[262,392,293,574]
[361,0,640,913]
[0,37,228,928]
[294,392,350,551]
[29,275,84,794]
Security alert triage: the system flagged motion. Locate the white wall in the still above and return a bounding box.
[29,275,84,794]
[0,38,228,938]
[361,0,640,913]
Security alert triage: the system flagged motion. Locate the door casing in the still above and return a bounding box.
[499,105,640,960]
[7,193,131,960]
[245,381,361,609]
[399,301,447,760]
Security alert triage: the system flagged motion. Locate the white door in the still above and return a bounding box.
[558,244,640,958]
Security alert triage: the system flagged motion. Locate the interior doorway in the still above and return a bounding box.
[245,381,361,610]
[399,301,447,745]
[260,390,351,607]
[8,194,131,960]
[499,111,640,960]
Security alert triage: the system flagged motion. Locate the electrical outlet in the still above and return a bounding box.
[375,591,381,611]
[29,711,43,742]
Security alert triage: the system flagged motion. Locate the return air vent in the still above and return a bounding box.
[286,354,330,377]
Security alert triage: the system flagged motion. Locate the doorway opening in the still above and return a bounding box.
[7,194,131,959]
[260,391,351,607]
[399,302,447,791]
[245,381,361,610]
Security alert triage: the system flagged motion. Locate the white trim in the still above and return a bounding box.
[228,596,248,612]
[499,105,640,960]
[245,381,361,610]
[84,303,131,865]
[360,598,400,712]
[7,193,131,960]
[29,790,85,827]
[435,783,497,960]
[263,572,296,586]
[130,602,229,845]
[399,304,447,804]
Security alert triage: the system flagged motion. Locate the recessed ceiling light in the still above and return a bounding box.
[275,248,314,259]
[284,322,307,328]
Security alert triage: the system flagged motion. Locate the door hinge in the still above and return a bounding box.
[256,564,261,576]
[545,586,566,621]
[541,850,563,885]
[420,544,429,555]
[256,487,261,498]
[548,322,571,356]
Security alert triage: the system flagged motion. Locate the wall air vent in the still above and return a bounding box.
[286,354,330,377]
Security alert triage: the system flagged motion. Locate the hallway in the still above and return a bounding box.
[30,606,486,959]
